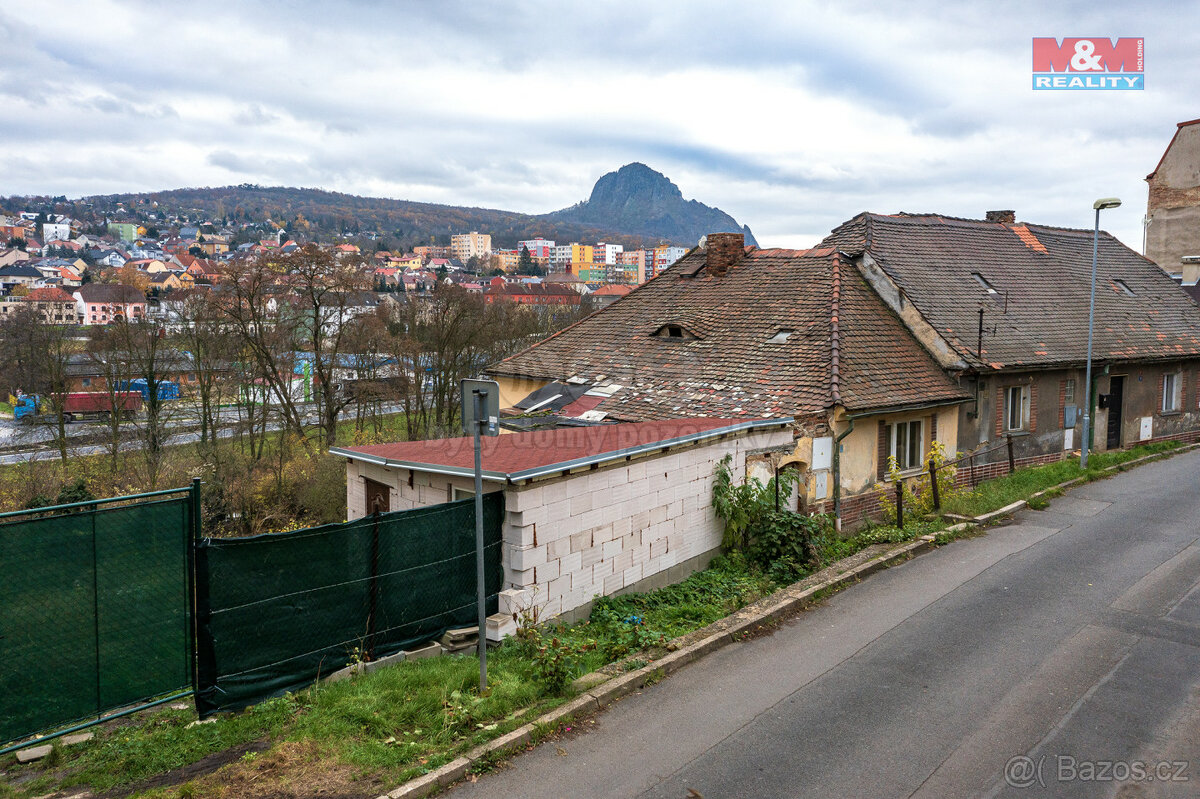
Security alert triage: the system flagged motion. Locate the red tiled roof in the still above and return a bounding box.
[23,287,76,303]
[333,418,780,481]
[490,246,967,418]
[592,284,634,296]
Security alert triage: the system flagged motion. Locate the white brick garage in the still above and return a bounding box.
[333,418,792,624]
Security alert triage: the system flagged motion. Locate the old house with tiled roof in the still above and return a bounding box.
[489,233,970,526]
[483,282,583,306]
[822,211,1200,479]
[12,286,79,324]
[73,283,147,325]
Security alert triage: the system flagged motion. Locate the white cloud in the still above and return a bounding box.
[0,0,1194,250]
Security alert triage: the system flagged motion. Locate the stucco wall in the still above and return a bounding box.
[955,363,1200,463]
[836,405,960,496]
[1146,123,1200,275]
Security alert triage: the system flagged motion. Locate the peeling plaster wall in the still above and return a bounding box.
[1147,123,1200,278]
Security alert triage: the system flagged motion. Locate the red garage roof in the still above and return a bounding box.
[331,418,787,483]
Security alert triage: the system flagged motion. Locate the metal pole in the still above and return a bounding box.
[1081,206,1100,469]
[473,388,487,692]
[928,457,940,510]
[1007,434,1015,474]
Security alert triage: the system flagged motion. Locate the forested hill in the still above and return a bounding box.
[18,165,755,251]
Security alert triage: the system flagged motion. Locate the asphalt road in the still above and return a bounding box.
[449,449,1200,799]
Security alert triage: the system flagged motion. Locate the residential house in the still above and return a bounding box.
[333,417,794,623]
[148,271,182,292]
[1145,118,1200,284]
[15,287,79,324]
[74,283,147,325]
[820,211,1200,474]
[483,282,583,306]
[127,258,169,274]
[0,248,31,267]
[0,264,46,294]
[88,248,129,268]
[589,283,633,307]
[488,233,969,528]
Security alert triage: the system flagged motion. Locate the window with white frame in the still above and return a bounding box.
[1004,385,1028,431]
[890,419,923,471]
[1162,371,1181,412]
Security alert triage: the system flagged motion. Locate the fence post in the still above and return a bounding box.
[928,457,940,510]
[367,511,380,660]
[895,480,904,529]
[1007,434,1015,474]
[188,478,201,699]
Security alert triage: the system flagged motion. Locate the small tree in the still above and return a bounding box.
[517,245,534,273]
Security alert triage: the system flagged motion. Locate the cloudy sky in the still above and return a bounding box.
[1,1,1194,249]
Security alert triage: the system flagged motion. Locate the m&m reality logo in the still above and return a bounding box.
[1032,38,1144,90]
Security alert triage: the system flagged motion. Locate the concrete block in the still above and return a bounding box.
[559,550,583,577]
[62,731,94,746]
[579,507,606,532]
[650,505,668,524]
[546,575,569,600]
[614,547,634,571]
[15,744,52,763]
[507,567,535,588]
[580,545,603,570]
[623,562,643,585]
[602,538,622,559]
[592,523,616,544]
[498,587,535,618]
[508,485,543,513]
[535,558,560,583]
[570,492,593,516]
[570,530,592,552]
[603,571,624,595]
[507,523,536,548]
[649,538,667,559]
[404,642,441,660]
[364,650,406,674]
[545,499,572,523]
[486,612,517,642]
[509,545,546,572]
[627,461,646,481]
[547,537,571,559]
[540,478,572,505]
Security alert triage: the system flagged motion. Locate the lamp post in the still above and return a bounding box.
[1080,197,1121,470]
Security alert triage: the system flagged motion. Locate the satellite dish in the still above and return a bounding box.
[698,235,707,248]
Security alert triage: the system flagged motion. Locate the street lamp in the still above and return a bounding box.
[1080,197,1121,470]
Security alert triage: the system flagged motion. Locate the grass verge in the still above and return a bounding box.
[940,440,1183,518]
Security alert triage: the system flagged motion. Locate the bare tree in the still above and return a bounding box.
[0,305,74,465]
[217,245,369,449]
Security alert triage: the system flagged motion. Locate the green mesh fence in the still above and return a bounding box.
[0,491,194,745]
[194,493,504,717]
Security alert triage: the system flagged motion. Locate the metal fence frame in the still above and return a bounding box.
[0,480,200,754]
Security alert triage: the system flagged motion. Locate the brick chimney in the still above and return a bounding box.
[705,232,744,277]
[985,210,1016,224]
